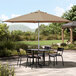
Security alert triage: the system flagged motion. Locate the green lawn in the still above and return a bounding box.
[17,40,67,45]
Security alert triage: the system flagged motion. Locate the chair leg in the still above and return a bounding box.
[48,56,51,65]
[56,56,58,65]
[61,56,64,66]
[20,57,22,65]
[53,57,55,66]
[36,58,39,68]
[38,58,40,65]
[26,57,28,67]
[30,58,31,65]
[36,58,38,68]
[17,56,19,66]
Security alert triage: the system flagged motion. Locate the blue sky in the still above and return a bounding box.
[0,0,76,29]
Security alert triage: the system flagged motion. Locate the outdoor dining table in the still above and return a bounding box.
[27,49,51,66]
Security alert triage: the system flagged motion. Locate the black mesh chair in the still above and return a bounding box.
[26,49,34,66]
[16,48,22,65]
[49,51,57,66]
[56,47,64,66]
[26,49,41,67]
[49,47,64,66]
[16,48,33,66]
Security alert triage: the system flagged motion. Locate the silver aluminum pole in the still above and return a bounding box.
[38,21,40,49]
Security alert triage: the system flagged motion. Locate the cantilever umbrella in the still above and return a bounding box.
[4,10,70,49]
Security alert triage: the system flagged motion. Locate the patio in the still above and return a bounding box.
[0,50,76,76]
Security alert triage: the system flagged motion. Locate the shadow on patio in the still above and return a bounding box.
[21,61,76,68]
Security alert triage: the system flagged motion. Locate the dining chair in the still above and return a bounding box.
[48,51,57,66]
[16,48,22,66]
[26,49,41,68]
[56,47,64,66]
[49,47,64,66]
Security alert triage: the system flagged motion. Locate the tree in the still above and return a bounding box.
[35,24,47,35]
[0,23,9,41]
[49,23,62,35]
[62,5,76,21]
[35,23,62,40]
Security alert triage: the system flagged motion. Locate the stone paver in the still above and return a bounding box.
[0,50,76,76]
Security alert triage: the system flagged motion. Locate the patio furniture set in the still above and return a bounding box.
[17,46,64,68]
[4,10,68,68]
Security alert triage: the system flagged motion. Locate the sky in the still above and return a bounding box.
[0,0,76,29]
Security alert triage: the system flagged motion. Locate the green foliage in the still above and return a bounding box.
[35,23,62,40]
[0,40,15,57]
[0,41,15,50]
[68,44,75,49]
[61,43,67,47]
[0,23,9,41]
[0,49,12,57]
[51,43,58,49]
[11,50,18,56]
[62,5,76,21]
[10,30,25,41]
[15,43,28,50]
[51,43,58,47]
[10,31,37,41]
[49,23,62,35]
[46,35,59,40]
[0,64,14,76]
[28,45,38,49]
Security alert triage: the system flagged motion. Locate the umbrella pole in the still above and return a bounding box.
[38,21,40,50]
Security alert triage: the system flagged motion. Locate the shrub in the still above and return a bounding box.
[0,49,12,57]
[30,36,36,41]
[16,35,26,41]
[5,41,15,50]
[0,41,16,57]
[11,50,18,56]
[51,43,58,49]
[0,41,15,50]
[39,35,47,40]
[0,64,14,76]
[51,43,58,47]
[28,45,42,49]
[61,43,67,47]
[15,44,28,50]
[68,44,75,49]
[28,45,38,49]
[46,35,58,40]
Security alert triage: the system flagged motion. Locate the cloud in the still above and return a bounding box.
[11,14,20,18]
[0,14,9,21]
[67,3,73,10]
[54,7,65,17]
[0,14,20,21]
[54,3,74,17]
[0,14,20,25]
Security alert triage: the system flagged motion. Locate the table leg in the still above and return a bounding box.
[32,51,34,64]
[43,51,45,65]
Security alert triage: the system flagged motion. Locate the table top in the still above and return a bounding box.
[27,49,51,52]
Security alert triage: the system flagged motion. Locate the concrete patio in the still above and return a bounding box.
[0,50,76,76]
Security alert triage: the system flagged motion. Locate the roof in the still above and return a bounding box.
[4,10,70,23]
[62,21,76,28]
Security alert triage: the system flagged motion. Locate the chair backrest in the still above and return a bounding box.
[57,47,64,55]
[26,49,32,55]
[16,48,21,56]
[44,46,51,50]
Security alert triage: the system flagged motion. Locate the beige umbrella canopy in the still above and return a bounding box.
[5,10,69,23]
[4,10,70,49]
